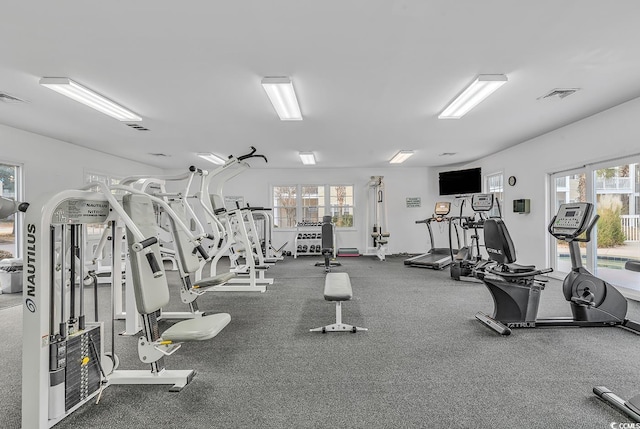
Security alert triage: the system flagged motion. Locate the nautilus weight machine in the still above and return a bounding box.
[22,189,229,428]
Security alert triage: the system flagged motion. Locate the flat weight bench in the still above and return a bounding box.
[310,272,367,333]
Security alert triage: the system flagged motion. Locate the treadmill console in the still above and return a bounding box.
[550,202,593,238]
[471,194,494,212]
[434,202,451,216]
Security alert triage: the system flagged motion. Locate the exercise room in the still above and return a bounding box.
[2,2,640,428]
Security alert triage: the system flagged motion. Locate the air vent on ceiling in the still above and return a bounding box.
[149,153,169,157]
[538,88,580,100]
[439,152,457,156]
[126,123,150,131]
[0,92,27,103]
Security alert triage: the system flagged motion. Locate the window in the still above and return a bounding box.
[272,184,355,228]
[0,162,23,258]
[85,171,121,191]
[330,185,353,227]
[302,185,325,223]
[272,186,297,228]
[84,171,122,235]
[485,172,504,217]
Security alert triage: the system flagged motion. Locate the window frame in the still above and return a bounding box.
[271,183,356,230]
[484,170,504,218]
[0,161,24,258]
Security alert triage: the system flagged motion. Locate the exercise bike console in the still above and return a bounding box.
[549,202,597,241]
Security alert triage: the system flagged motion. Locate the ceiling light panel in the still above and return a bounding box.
[299,152,316,165]
[39,77,142,122]
[261,77,302,121]
[389,150,414,164]
[197,153,227,165]
[439,74,508,119]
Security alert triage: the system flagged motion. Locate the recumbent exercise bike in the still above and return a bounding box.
[475,202,640,336]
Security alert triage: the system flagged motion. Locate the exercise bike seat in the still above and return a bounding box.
[504,263,537,273]
[625,260,640,272]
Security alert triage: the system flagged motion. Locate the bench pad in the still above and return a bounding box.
[324,272,353,301]
[162,313,231,342]
[193,272,236,288]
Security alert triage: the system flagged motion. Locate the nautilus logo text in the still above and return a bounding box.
[611,422,640,429]
[25,298,36,313]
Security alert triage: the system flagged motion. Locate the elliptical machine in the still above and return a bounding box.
[449,194,496,281]
[475,202,640,335]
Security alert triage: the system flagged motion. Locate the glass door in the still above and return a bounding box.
[592,160,640,294]
[550,168,590,275]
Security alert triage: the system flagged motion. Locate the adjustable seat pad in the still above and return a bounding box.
[194,272,236,288]
[162,313,231,342]
[324,272,353,301]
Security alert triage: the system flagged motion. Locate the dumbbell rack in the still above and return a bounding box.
[294,222,323,258]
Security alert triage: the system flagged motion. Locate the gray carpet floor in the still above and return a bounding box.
[2,255,640,428]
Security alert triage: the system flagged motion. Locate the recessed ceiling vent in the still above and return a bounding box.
[149,153,169,157]
[538,88,580,100]
[0,92,27,103]
[439,152,457,156]
[126,123,150,131]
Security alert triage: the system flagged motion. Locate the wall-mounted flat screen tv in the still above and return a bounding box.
[438,167,482,196]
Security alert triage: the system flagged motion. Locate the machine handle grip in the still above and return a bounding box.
[581,214,600,242]
[194,245,210,261]
[132,237,158,252]
[547,215,557,236]
[145,252,163,278]
[237,146,268,163]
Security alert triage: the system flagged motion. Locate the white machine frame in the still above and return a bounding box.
[22,189,209,428]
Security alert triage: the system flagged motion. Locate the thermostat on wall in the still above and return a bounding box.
[513,199,530,214]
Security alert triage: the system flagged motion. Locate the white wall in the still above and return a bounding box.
[0,124,162,201]
[218,166,434,255]
[454,96,640,269]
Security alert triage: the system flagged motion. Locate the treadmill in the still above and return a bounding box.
[404,202,454,270]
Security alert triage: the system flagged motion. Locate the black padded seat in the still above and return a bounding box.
[626,261,640,272]
[505,263,537,273]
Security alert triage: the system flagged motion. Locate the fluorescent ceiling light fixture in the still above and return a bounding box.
[39,77,142,122]
[261,77,302,121]
[439,74,508,119]
[389,150,414,164]
[197,152,226,165]
[298,152,316,165]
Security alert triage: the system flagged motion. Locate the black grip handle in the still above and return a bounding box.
[237,146,268,163]
[131,237,158,252]
[145,252,163,278]
[194,245,210,260]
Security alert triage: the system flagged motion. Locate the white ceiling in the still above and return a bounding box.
[2,1,640,170]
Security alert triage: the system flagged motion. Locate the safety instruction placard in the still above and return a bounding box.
[406,197,421,208]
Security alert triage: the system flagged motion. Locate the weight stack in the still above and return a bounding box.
[65,325,102,411]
